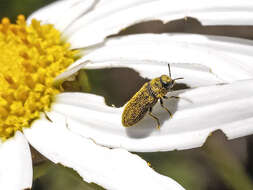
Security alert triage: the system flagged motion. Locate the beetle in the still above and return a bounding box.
[121,64,183,129]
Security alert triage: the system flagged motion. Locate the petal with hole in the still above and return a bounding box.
[52,79,253,152]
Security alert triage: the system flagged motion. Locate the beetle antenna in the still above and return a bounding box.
[172,77,184,86]
[168,64,171,77]
[173,77,184,81]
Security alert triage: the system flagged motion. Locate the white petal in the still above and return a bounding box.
[28,0,77,24]
[0,132,33,190]
[61,34,253,86]
[24,115,184,190]
[52,79,253,152]
[28,0,96,32]
[56,59,222,88]
[65,0,253,47]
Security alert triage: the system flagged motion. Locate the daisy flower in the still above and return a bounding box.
[1,0,253,189]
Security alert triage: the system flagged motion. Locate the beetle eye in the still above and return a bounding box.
[161,80,173,89]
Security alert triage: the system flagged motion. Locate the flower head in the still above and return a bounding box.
[0,15,77,140]
[1,0,253,190]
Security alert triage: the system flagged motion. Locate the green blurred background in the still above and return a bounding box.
[0,0,55,21]
[1,0,253,190]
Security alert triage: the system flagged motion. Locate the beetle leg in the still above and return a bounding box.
[163,95,168,99]
[163,95,179,99]
[160,98,172,118]
[169,95,180,99]
[148,107,160,129]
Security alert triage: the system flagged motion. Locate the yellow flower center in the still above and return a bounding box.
[0,15,78,140]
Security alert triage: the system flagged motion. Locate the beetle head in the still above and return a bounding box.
[160,75,173,89]
[161,64,184,89]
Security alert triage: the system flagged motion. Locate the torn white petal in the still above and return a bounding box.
[28,0,96,32]
[65,0,253,47]
[53,79,253,152]
[65,34,253,85]
[0,132,32,190]
[58,59,222,88]
[24,116,184,190]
